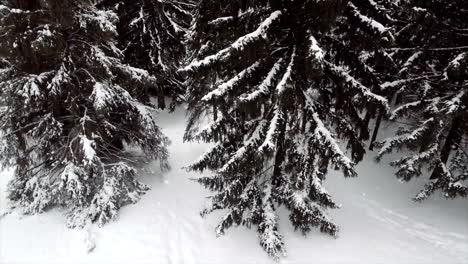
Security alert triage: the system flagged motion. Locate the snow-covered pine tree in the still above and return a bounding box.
[100,0,194,110]
[182,0,390,258]
[376,0,468,201]
[0,0,169,227]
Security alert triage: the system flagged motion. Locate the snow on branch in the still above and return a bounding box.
[309,167,338,209]
[0,4,9,13]
[0,4,35,15]
[308,35,324,64]
[61,163,86,202]
[163,0,194,17]
[414,162,468,201]
[218,120,267,173]
[87,162,148,227]
[79,134,97,167]
[192,113,225,141]
[208,16,233,26]
[164,9,185,34]
[276,49,296,96]
[189,143,225,172]
[258,108,282,153]
[182,11,282,72]
[444,52,468,80]
[79,9,118,35]
[21,176,53,214]
[131,101,159,134]
[202,61,261,101]
[91,46,116,76]
[117,64,157,84]
[325,61,389,111]
[239,58,284,103]
[390,101,422,120]
[381,76,434,91]
[390,143,439,181]
[348,2,394,41]
[443,91,465,114]
[376,118,435,159]
[212,179,257,235]
[91,82,132,110]
[207,8,257,26]
[17,71,55,102]
[399,51,423,74]
[447,52,467,70]
[288,187,338,235]
[129,6,145,28]
[92,44,156,85]
[311,112,356,177]
[47,64,70,95]
[258,184,284,260]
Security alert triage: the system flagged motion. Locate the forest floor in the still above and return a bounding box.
[1,107,467,264]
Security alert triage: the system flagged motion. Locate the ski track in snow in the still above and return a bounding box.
[1,108,467,264]
[361,197,468,263]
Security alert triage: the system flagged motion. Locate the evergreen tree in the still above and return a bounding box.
[101,0,194,110]
[182,0,390,258]
[0,0,169,227]
[376,0,468,201]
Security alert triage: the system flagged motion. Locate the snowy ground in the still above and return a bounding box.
[1,108,467,264]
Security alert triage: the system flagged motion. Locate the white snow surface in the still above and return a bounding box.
[1,108,468,264]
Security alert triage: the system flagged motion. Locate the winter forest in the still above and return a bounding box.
[0,0,467,263]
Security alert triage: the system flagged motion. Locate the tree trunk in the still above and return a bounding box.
[360,106,375,141]
[430,116,463,180]
[158,93,166,110]
[213,102,219,142]
[272,110,287,188]
[369,108,383,150]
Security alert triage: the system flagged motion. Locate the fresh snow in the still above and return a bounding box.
[1,108,468,264]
